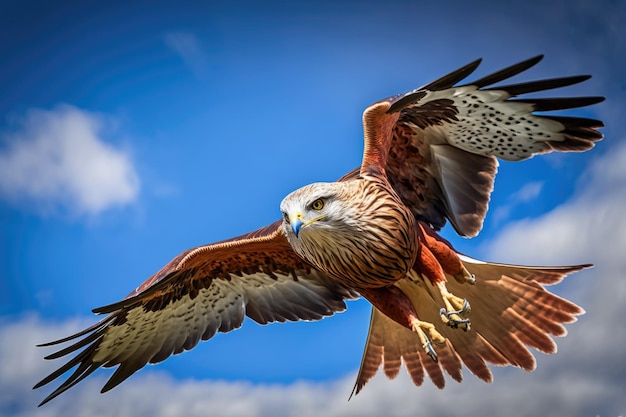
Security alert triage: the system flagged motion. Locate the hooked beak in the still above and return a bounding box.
[290,212,304,237]
[289,212,326,238]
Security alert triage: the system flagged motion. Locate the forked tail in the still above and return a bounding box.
[350,256,588,398]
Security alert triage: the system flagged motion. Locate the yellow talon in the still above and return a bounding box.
[436,282,471,331]
[409,317,446,362]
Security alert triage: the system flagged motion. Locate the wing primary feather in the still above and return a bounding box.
[388,58,484,114]
[34,345,99,390]
[512,96,605,111]
[421,58,483,91]
[485,75,592,96]
[40,362,102,406]
[102,361,146,393]
[546,115,604,129]
[43,331,104,360]
[561,127,603,141]
[469,55,543,88]
[36,317,113,347]
[35,345,102,406]
[387,90,427,114]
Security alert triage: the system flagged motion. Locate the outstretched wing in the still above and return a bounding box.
[361,55,604,237]
[35,221,356,406]
[352,258,588,396]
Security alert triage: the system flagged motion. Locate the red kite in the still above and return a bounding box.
[35,55,603,406]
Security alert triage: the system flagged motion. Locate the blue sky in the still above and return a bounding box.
[1,1,625,416]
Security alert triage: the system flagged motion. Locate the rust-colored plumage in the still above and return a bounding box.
[35,55,604,406]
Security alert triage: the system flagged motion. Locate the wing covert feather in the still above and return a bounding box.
[35,222,356,406]
[377,56,603,236]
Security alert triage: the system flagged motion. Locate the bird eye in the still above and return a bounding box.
[310,198,325,211]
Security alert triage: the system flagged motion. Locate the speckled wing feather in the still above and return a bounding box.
[379,55,604,236]
[351,258,588,396]
[34,221,356,406]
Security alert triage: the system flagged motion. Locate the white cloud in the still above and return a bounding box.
[0,105,140,216]
[480,140,626,413]
[1,312,623,417]
[485,144,626,267]
[164,32,210,80]
[4,122,625,417]
[510,180,544,203]
[490,180,544,225]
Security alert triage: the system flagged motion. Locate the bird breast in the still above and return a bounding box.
[297,178,419,290]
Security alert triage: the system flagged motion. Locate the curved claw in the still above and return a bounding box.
[460,298,471,314]
[423,341,438,363]
[439,311,471,331]
[410,317,445,362]
[453,268,476,285]
[439,299,472,331]
[452,298,470,315]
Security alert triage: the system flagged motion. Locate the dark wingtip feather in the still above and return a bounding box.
[101,362,143,393]
[385,59,484,114]
[470,55,544,88]
[487,74,592,96]
[387,90,427,113]
[43,332,103,360]
[34,344,102,406]
[92,301,125,315]
[548,115,604,129]
[37,362,101,407]
[422,58,483,91]
[513,96,605,112]
[36,318,111,347]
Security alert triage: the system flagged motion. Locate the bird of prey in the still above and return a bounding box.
[35,55,604,406]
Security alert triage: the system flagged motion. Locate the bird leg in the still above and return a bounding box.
[415,229,472,331]
[417,221,476,285]
[359,285,445,362]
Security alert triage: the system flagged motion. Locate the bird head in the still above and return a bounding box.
[280,182,340,239]
[280,180,368,274]
[280,181,361,268]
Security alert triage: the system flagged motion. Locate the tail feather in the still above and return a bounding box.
[351,257,588,396]
[437,340,463,382]
[404,348,425,386]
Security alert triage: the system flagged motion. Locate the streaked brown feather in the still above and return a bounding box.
[35,223,356,406]
[352,258,588,394]
[377,55,603,236]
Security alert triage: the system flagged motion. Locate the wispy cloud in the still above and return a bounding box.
[490,180,544,225]
[510,181,544,203]
[481,140,626,413]
[485,142,626,266]
[2,309,623,417]
[164,31,210,80]
[0,105,140,217]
